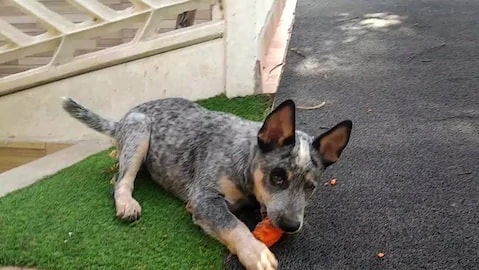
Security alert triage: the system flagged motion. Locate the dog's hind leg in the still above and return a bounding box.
[114,112,151,221]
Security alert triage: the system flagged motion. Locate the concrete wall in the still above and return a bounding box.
[224,0,284,97]
[0,39,224,142]
[0,0,290,142]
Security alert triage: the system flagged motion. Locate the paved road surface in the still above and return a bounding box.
[228,0,478,269]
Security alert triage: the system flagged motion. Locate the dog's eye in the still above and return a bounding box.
[305,182,316,191]
[270,167,288,188]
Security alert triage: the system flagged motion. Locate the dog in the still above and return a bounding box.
[61,96,352,270]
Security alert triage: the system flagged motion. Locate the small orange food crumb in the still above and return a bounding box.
[252,217,284,247]
[377,252,385,258]
[330,179,337,185]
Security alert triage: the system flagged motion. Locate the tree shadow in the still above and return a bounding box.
[289,12,408,78]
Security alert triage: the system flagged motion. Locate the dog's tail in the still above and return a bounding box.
[61,97,117,137]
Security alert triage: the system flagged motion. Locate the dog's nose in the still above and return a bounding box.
[278,217,301,233]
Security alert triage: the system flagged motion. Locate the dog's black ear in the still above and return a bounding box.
[312,120,352,167]
[257,99,296,152]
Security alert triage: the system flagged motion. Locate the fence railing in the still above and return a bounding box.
[0,0,285,98]
[0,0,223,96]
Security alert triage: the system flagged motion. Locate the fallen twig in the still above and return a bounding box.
[408,43,446,62]
[290,48,306,57]
[297,101,326,110]
[432,115,477,121]
[446,76,479,82]
[334,16,360,24]
[269,62,284,74]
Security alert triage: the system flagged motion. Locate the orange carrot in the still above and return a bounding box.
[252,217,284,247]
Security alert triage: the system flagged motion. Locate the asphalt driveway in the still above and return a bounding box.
[228,0,478,269]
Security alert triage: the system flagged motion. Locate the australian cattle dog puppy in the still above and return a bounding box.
[61,97,352,270]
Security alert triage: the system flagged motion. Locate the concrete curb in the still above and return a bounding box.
[0,140,112,198]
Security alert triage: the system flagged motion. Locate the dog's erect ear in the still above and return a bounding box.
[257,99,296,152]
[312,120,352,167]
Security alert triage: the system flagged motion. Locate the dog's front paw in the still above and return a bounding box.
[115,194,142,221]
[237,238,278,270]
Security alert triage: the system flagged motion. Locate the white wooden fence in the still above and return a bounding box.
[0,0,225,96]
[0,0,287,141]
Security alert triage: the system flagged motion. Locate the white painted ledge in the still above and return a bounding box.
[0,140,112,198]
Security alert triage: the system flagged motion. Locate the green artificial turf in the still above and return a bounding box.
[0,94,273,270]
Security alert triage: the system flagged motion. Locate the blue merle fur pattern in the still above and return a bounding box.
[61,96,352,270]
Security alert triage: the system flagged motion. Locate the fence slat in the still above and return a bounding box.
[142,0,210,9]
[12,0,77,33]
[128,0,152,9]
[0,19,33,46]
[66,0,119,22]
[0,39,60,65]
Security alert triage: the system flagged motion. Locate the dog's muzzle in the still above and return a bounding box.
[278,216,302,233]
